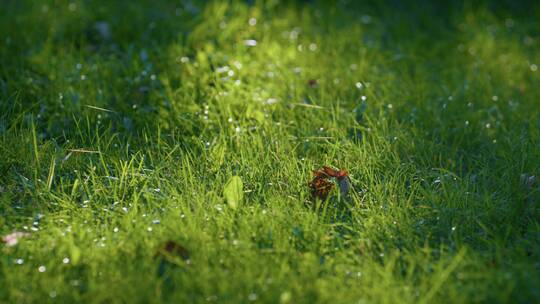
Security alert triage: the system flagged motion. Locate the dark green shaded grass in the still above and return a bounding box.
[1,1,539,303]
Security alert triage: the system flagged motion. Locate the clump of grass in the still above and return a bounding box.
[0,1,539,303]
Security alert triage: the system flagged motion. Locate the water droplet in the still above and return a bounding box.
[361,15,372,24]
[206,295,219,302]
[289,29,299,40]
[244,39,257,47]
[216,66,229,74]
[266,98,278,105]
[280,291,292,303]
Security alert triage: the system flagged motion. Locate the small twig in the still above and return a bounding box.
[68,149,101,154]
[302,136,334,140]
[84,105,116,113]
[291,103,324,109]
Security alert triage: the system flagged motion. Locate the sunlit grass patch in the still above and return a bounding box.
[0,1,539,303]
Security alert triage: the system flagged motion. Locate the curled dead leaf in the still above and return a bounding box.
[309,166,351,200]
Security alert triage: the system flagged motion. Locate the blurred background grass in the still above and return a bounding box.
[0,1,539,303]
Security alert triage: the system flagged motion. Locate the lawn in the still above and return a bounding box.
[1,0,539,303]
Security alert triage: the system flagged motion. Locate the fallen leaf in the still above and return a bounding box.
[156,240,190,260]
[155,241,191,282]
[309,174,335,200]
[309,166,351,200]
[2,232,30,247]
[224,176,244,209]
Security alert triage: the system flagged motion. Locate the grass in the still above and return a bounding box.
[1,0,539,303]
